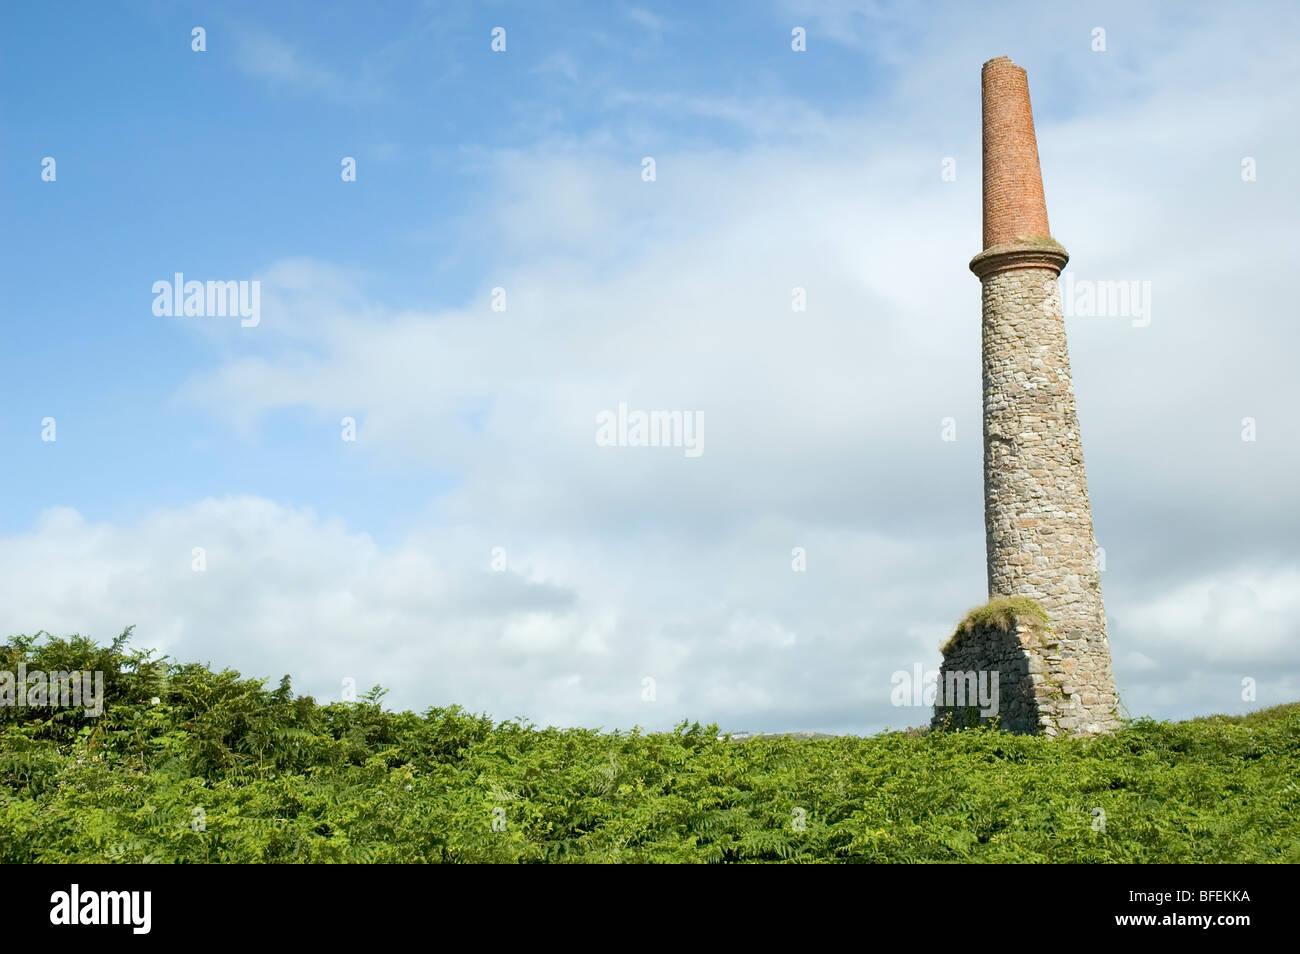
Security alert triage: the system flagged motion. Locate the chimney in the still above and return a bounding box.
[969,57,1068,279]
[934,55,1122,738]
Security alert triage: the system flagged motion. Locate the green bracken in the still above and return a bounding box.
[2,629,1297,863]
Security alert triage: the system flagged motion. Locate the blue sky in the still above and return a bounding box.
[1,1,902,538]
[2,1,1298,733]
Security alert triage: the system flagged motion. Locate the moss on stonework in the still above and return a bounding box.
[1014,234,1065,249]
[941,596,1051,654]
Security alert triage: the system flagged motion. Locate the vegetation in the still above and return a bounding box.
[1017,234,1067,248]
[2,630,1297,863]
[942,595,1051,653]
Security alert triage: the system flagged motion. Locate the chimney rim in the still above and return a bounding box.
[982,55,1026,73]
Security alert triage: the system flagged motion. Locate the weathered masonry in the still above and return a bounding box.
[933,57,1120,737]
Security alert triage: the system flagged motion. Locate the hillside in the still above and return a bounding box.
[2,631,1297,863]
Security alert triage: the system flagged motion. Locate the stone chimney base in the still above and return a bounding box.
[932,597,1122,737]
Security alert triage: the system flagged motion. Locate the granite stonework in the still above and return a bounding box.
[934,57,1120,737]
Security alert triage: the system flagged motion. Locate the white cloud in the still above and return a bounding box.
[535,51,580,83]
[0,498,968,731]
[160,4,1300,725]
[232,28,382,102]
[625,7,666,34]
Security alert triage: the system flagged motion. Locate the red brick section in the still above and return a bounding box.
[981,56,1051,249]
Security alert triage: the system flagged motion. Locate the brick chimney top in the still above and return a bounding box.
[981,56,1051,249]
[970,56,1067,278]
